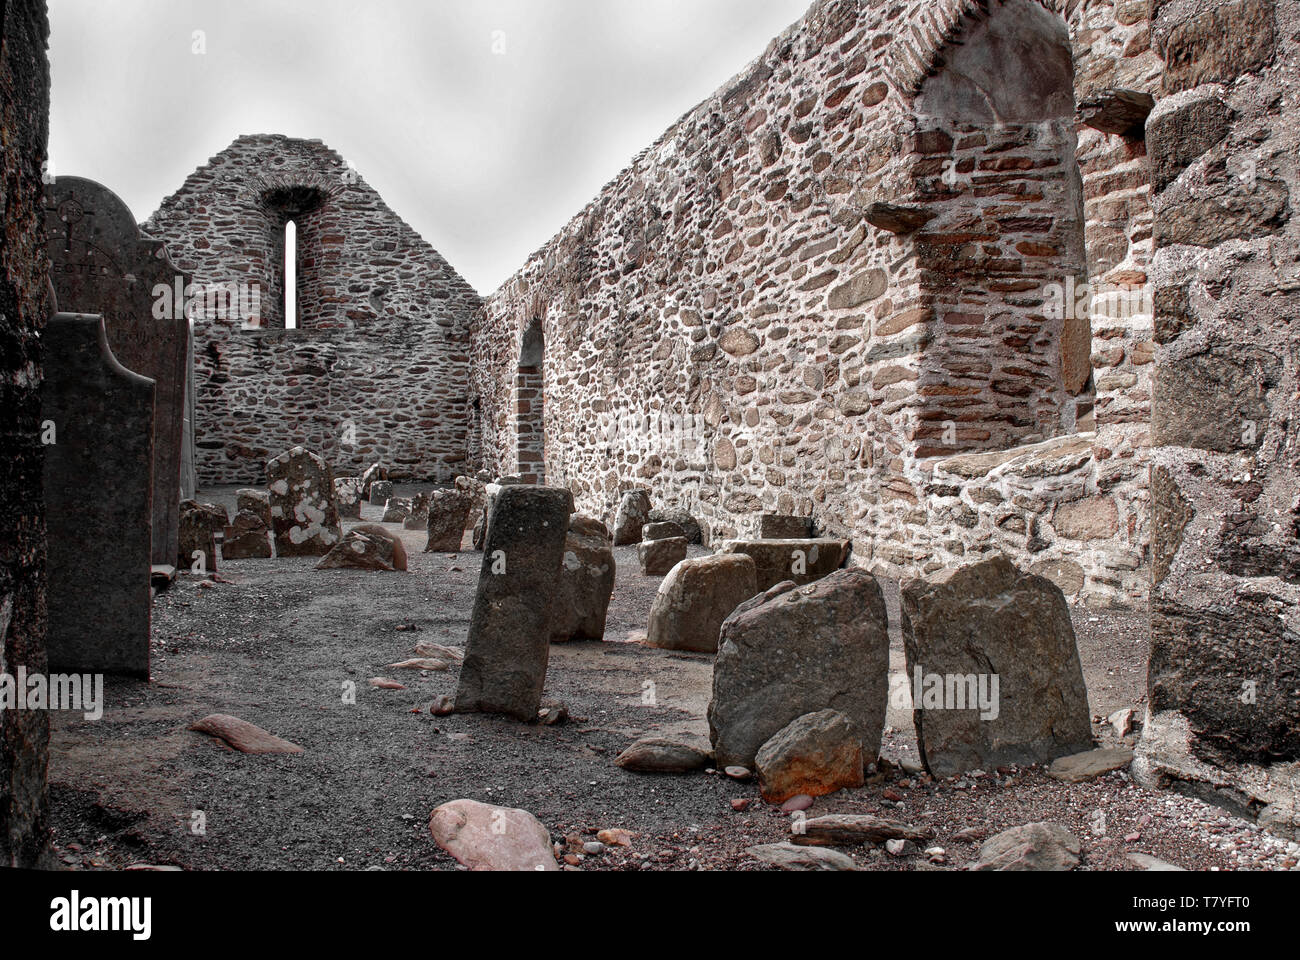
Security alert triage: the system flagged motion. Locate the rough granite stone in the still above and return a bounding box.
[455,486,574,721]
[709,569,889,769]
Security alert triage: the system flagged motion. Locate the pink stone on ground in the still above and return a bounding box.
[430,799,559,872]
[188,714,303,754]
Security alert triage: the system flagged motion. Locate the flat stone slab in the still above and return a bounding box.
[791,815,935,847]
[1047,748,1134,783]
[759,514,812,539]
[746,842,858,871]
[188,714,303,755]
[717,539,850,591]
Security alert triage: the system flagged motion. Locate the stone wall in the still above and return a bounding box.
[0,0,52,868]
[1140,0,1300,807]
[473,0,1157,604]
[145,135,481,485]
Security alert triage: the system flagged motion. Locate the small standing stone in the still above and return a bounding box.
[646,553,758,653]
[455,486,574,721]
[178,500,228,575]
[369,480,394,506]
[638,536,688,576]
[222,509,273,560]
[612,490,652,546]
[551,516,616,642]
[334,477,364,519]
[267,446,343,558]
[901,555,1094,779]
[425,489,473,553]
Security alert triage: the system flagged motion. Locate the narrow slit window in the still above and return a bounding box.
[284,219,297,329]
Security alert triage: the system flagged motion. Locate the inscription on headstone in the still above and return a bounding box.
[45,176,192,566]
[42,314,154,678]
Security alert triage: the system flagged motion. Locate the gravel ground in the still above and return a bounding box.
[43,486,1300,872]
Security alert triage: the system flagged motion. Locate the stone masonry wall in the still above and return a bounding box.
[474,0,1156,604]
[1144,0,1300,780]
[145,135,481,485]
[0,0,52,868]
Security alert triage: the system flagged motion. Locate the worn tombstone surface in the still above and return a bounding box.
[266,446,342,558]
[709,569,890,769]
[45,177,191,567]
[900,555,1094,778]
[178,500,228,575]
[456,486,574,721]
[42,314,154,677]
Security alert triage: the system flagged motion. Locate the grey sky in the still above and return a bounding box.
[48,0,812,294]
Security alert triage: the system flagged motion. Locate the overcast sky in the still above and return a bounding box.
[48,0,811,294]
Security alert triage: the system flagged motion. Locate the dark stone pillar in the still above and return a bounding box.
[456,486,573,720]
[0,0,53,868]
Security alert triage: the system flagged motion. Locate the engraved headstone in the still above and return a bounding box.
[45,176,193,567]
[42,314,154,678]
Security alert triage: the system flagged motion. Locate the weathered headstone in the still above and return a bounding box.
[425,490,473,553]
[718,539,850,591]
[222,510,272,560]
[369,480,394,506]
[266,446,342,558]
[900,555,1094,778]
[708,569,889,769]
[334,477,363,520]
[612,490,652,546]
[237,488,272,526]
[646,553,758,653]
[178,500,227,576]
[45,177,192,568]
[42,314,153,677]
[359,463,388,500]
[551,516,616,642]
[402,492,432,531]
[455,486,573,720]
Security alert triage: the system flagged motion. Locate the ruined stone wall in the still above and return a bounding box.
[145,135,481,485]
[0,0,52,868]
[1144,0,1300,785]
[475,0,1157,603]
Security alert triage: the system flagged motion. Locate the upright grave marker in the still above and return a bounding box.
[266,446,343,557]
[456,486,573,720]
[42,314,154,678]
[45,176,192,567]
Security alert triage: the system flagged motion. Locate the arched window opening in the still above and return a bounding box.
[284,219,298,330]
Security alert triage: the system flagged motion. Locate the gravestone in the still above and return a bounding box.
[45,176,192,567]
[266,446,343,558]
[42,314,154,678]
[455,486,573,721]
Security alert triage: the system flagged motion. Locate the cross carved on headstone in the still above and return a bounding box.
[44,195,96,252]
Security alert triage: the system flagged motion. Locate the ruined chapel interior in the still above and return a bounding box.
[2,0,1300,887]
